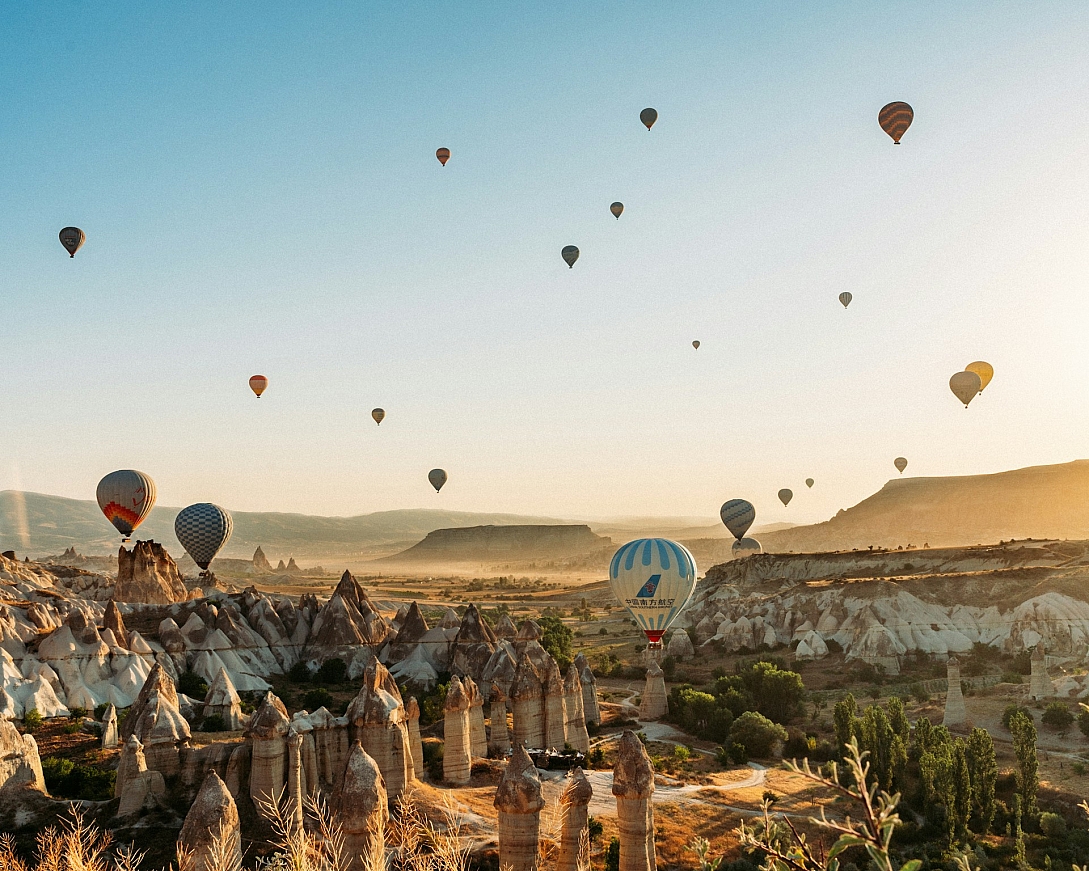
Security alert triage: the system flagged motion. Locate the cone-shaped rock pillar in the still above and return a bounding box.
[1030,644,1051,700]
[613,731,656,871]
[177,771,241,871]
[101,704,118,749]
[465,676,488,759]
[406,696,424,775]
[638,661,667,721]
[563,665,590,753]
[489,682,511,758]
[333,741,389,871]
[443,675,472,785]
[942,657,967,730]
[512,656,544,749]
[543,659,567,750]
[494,745,546,871]
[558,767,593,871]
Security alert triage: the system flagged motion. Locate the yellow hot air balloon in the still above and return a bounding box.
[966,361,993,393]
[878,102,913,144]
[950,371,983,407]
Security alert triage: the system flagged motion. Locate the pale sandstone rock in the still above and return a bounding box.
[489,682,511,758]
[346,660,413,799]
[178,771,241,871]
[0,719,44,793]
[666,629,694,660]
[334,742,389,871]
[1030,644,1051,700]
[512,656,544,749]
[405,697,424,776]
[613,731,656,871]
[101,704,118,749]
[443,675,472,785]
[943,657,967,730]
[563,665,590,753]
[543,659,567,751]
[203,667,244,730]
[558,767,593,871]
[245,691,290,816]
[115,541,187,605]
[638,662,667,722]
[580,664,600,725]
[465,676,488,759]
[494,745,545,871]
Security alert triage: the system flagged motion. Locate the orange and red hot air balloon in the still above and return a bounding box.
[878,102,914,144]
[436,147,450,166]
[249,375,268,398]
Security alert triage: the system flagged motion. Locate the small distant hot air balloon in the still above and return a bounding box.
[610,202,624,219]
[805,478,814,488]
[561,246,580,268]
[609,538,696,648]
[894,457,908,474]
[950,371,983,407]
[59,227,85,258]
[719,499,755,541]
[175,503,233,573]
[97,470,157,542]
[436,147,450,166]
[966,361,993,393]
[640,108,658,130]
[778,488,793,507]
[428,469,447,492]
[249,376,268,398]
[732,537,762,559]
[878,102,914,144]
[371,408,385,426]
[692,340,700,349]
[839,292,853,309]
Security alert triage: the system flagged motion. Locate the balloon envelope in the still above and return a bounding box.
[428,469,447,492]
[59,227,85,258]
[692,340,700,349]
[839,292,853,308]
[609,538,696,644]
[805,478,814,488]
[719,499,756,541]
[371,408,385,425]
[878,102,913,144]
[175,503,233,570]
[966,361,993,392]
[436,147,450,166]
[778,488,793,507]
[561,245,579,268]
[610,202,624,219]
[640,108,658,130]
[950,371,983,407]
[894,457,908,474]
[249,375,268,397]
[97,470,157,539]
[732,537,762,559]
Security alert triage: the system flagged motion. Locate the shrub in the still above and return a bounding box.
[598,627,608,635]
[93,703,109,721]
[41,756,115,800]
[588,816,604,843]
[1073,761,1086,775]
[727,742,748,765]
[67,707,87,721]
[729,711,787,759]
[423,740,444,781]
[604,837,620,871]
[316,658,347,685]
[304,688,334,711]
[288,661,312,683]
[661,655,676,680]
[178,670,209,699]
[62,722,81,735]
[1039,811,1067,839]
[23,709,42,733]
[782,730,812,759]
[538,616,574,671]
[1042,702,1074,732]
[1002,704,1033,730]
[672,745,691,762]
[202,714,227,732]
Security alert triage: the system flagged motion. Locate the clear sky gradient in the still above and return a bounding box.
[1,2,1087,525]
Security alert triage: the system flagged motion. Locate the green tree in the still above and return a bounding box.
[22,708,42,733]
[537,616,573,671]
[965,727,997,834]
[728,711,787,758]
[1041,702,1074,734]
[1077,705,1089,739]
[832,693,857,755]
[736,660,805,724]
[857,705,894,791]
[178,670,209,699]
[1009,710,1039,816]
[886,696,909,742]
[952,741,971,846]
[316,658,347,685]
[604,837,620,871]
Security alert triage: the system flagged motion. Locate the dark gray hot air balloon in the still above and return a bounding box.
[719,499,755,541]
[894,457,908,474]
[692,340,700,349]
[610,202,624,219]
[950,371,983,407]
[561,246,580,268]
[175,503,233,572]
[778,488,793,507]
[640,108,658,130]
[371,408,385,425]
[428,469,447,492]
[59,227,85,258]
[839,292,853,309]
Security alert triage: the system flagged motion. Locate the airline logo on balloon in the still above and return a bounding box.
[637,574,662,598]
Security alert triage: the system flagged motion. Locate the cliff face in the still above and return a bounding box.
[385,524,609,563]
[115,541,187,605]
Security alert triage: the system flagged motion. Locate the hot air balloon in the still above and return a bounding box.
[97,470,157,541]
[732,537,762,559]
[805,478,814,488]
[610,202,624,219]
[950,371,982,407]
[692,340,700,349]
[839,292,853,309]
[59,227,85,258]
[778,489,793,507]
[894,457,908,474]
[436,147,450,166]
[371,408,385,426]
[249,375,268,398]
[878,102,913,144]
[719,499,755,541]
[640,108,658,130]
[561,246,579,268]
[428,469,447,492]
[175,503,233,573]
[966,361,993,393]
[609,538,696,648]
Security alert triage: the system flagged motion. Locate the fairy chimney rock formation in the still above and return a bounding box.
[489,682,511,758]
[103,599,129,647]
[512,656,545,749]
[309,571,391,654]
[942,657,967,730]
[115,541,188,605]
[558,767,594,871]
[178,771,242,871]
[580,663,601,725]
[346,660,414,799]
[1030,644,1051,700]
[387,601,430,661]
[613,731,656,871]
[639,661,668,721]
[406,696,424,775]
[101,704,119,749]
[121,663,190,775]
[253,547,273,572]
[543,659,567,750]
[443,675,473,785]
[563,664,590,753]
[115,735,166,817]
[0,719,45,793]
[452,603,498,679]
[203,667,244,730]
[287,557,300,572]
[494,744,546,871]
[245,691,291,816]
[334,742,389,871]
[494,613,518,640]
[465,676,488,758]
[667,629,694,660]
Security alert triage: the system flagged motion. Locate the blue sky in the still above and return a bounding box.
[1,2,1088,524]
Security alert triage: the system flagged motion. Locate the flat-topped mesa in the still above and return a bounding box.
[489,682,511,758]
[308,571,391,654]
[443,675,472,785]
[639,661,668,722]
[563,665,590,753]
[346,660,413,799]
[203,667,244,730]
[558,768,593,871]
[178,771,241,871]
[116,541,188,605]
[245,691,291,817]
[543,659,567,750]
[464,676,488,759]
[103,599,129,648]
[512,655,545,749]
[405,697,424,775]
[612,731,656,871]
[494,745,546,871]
[452,603,498,680]
[334,742,389,871]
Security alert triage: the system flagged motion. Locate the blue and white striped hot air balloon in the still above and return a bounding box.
[719,499,756,542]
[174,503,233,572]
[609,538,697,648]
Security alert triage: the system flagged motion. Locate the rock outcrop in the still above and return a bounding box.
[101,704,118,749]
[666,629,694,660]
[178,771,241,871]
[943,658,967,730]
[405,696,424,776]
[0,718,44,793]
[443,676,472,785]
[495,745,545,871]
[489,682,511,758]
[203,668,244,730]
[334,742,388,871]
[1030,645,1051,700]
[346,660,413,799]
[115,541,187,605]
[639,662,667,721]
[308,572,391,662]
[465,676,488,759]
[558,768,593,871]
[253,547,273,572]
[563,665,590,753]
[613,731,656,871]
[543,660,566,750]
[246,692,291,817]
[512,657,544,749]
